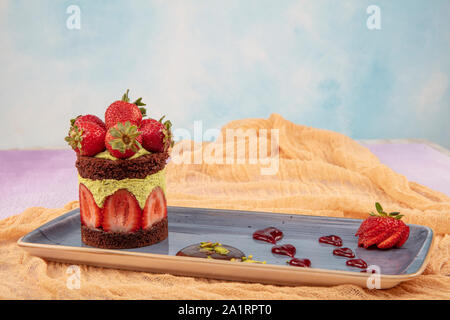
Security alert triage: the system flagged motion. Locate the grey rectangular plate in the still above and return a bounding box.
[18,206,434,289]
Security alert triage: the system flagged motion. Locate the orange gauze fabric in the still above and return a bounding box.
[0,114,449,299]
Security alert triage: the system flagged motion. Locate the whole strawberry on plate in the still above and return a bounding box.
[140,116,173,153]
[355,202,410,249]
[105,89,147,129]
[65,118,106,156]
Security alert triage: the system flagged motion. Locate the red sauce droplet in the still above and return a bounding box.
[271,244,296,257]
[346,258,368,269]
[360,269,377,274]
[253,227,283,244]
[318,235,343,247]
[287,258,311,268]
[333,247,355,258]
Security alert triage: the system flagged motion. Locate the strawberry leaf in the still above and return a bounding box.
[133,97,146,106]
[369,202,405,220]
[65,125,84,153]
[117,122,126,132]
[70,115,81,126]
[109,139,126,153]
[135,139,143,149]
[375,202,384,214]
[109,127,122,139]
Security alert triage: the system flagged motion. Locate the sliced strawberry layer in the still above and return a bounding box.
[102,189,141,233]
[358,218,405,249]
[377,224,406,249]
[395,225,410,248]
[358,219,392,247]
[142,187,167,229]
[355,216,381,236]
[356,203,411,250]
[362,228,396,248]
[79,183,102,228]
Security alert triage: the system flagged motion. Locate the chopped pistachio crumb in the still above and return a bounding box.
[198,241,230,256]
[214,246,230,255]
[241,255,266,264]
[199,241,213,248]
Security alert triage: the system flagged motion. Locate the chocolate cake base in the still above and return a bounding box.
[81,218,168,249]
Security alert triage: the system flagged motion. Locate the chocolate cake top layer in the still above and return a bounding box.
[76,151,169,180]
[81,218,168,249]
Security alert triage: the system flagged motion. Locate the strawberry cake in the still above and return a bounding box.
[65,90,173,249]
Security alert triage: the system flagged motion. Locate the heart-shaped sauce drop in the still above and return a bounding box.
[287,258,311,268]
[318,235,343,247]
[271,244,296,257]
[333,247,355,258]
[252,227,283,244]
[346,258,368,269]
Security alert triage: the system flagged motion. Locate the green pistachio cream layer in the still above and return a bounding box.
[79,168,166,209]
[94,148,150,161]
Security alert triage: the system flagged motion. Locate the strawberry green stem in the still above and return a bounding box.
[108,121,142,153]
[65,125,83,152]
[121,89,147,116]
[370,202,404,220]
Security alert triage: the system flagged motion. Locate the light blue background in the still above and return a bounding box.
[0,0,449,149]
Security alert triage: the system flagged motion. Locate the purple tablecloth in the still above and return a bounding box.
[0,142,449,220]
[0,150,78,219]
[364,143,450,196]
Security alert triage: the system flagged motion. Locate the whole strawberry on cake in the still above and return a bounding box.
[65,90,173,249]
